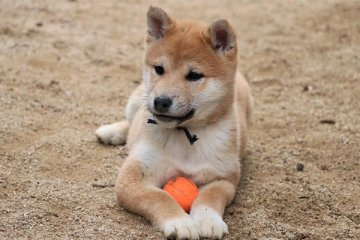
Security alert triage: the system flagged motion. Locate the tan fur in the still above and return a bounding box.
[96,6,253,239]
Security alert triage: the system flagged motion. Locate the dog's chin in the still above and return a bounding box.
[151,109,195,128]
[153,120,179,129]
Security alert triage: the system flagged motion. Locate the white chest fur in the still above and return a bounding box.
[131,108,240,186]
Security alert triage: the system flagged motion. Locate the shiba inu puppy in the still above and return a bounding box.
[96,6,253,239]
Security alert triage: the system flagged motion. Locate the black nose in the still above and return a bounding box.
[154,96,172,113]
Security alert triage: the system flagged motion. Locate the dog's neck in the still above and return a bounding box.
[147,105,235,145]
[147,119,198,145]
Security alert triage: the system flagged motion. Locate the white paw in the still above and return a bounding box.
[161,215,199,240]
[190,206,228,239]
[95,121,128,145]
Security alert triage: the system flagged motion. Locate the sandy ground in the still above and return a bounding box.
[0,0,359,239]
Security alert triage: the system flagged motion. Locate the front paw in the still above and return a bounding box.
[160,215,199,240]
[95,121,128,145]
[190,206,228,239]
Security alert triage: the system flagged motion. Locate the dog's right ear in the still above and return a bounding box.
[147,6,175,41]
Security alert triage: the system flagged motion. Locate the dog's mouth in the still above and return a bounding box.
[153,109,195,124]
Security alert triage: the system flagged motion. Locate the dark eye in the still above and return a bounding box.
[154,65,164,75]
[186,71,204,81]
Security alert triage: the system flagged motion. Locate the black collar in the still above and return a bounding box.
[147,119,199,145]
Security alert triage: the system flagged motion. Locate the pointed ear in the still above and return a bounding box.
[208,18,236,54]
[147,6,175,41]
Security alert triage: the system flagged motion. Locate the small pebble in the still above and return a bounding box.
[296,163,304,172]
[303,85,313,92]
[320,165,328,171]
[320,119,336,125]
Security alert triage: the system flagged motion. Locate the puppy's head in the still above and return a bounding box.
[143,6,238,128]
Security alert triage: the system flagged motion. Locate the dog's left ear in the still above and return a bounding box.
[208,18,237,55]
[147,6,175,41]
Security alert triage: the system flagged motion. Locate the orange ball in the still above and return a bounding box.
[163,177,199,213]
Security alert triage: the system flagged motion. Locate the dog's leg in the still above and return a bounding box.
[116,159,199,239]
[95,84,144,145]
[190,180,236,239]
[95,121,129,145]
